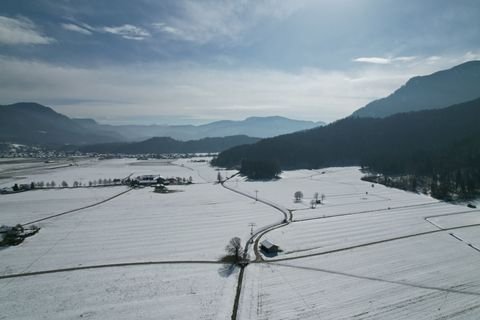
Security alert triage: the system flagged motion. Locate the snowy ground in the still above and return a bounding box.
[0,183,280,275]
[1,161,479,319]
[0,186,128,225]
[0,264,237,320]
[239,232,480,319]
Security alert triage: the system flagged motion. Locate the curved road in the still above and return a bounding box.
[221,177,290,261]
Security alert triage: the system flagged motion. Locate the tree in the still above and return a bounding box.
[88,181,93,187]
[217,172,223,183]
[51,181,56,188]
[321,193,326,203]
[61,181,68,188]
[188,176,193,184]
[223,237,245,265]
[314,192,319,203]
[294,191,303,202]
[73,181,79,188]
[310,199,317,209]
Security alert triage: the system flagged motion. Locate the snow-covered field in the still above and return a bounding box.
[240,232,480,319]
[0,186,128,225]
[1,160,479,319]
[1,264,237,320]
[0,183,280,274]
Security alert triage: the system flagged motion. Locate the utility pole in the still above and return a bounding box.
[248,223,256,236]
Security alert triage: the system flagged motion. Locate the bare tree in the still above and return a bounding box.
[321,193,326,203]
[217,172,223,183]
[314,192,319,203]
[223,237,245,265]
[310,199,317,209]
[294,191,303,202]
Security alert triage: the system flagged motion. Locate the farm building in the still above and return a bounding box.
[260,239,279,254]
[134,175,165,186]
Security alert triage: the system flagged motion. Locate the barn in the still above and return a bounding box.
[260,239,279,254]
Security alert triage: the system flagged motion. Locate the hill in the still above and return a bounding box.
[213,98,480,197]
[79,135,260,154]
[0,102,324,145]
[352,60,480,118]
[0,102,122,145]
[74,116,324,141]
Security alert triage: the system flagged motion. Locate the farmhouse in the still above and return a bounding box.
[260,239,279,254]
[134,175,164,186]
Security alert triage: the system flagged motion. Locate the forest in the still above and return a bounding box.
[213,98,480,199]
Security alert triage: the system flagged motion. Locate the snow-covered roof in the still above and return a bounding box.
[260,239,277,249]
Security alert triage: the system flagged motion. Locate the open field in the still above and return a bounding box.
[240,232,480,320]
[0,264,237,320]
[0,186,129,226]
[1,160,479,319]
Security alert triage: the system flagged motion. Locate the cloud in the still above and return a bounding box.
[102,24,150,40]
[152,22,184,37]
[353,57,391,65]
[353,56,417,65]
[0,16,54,45]
[151,0,310,44]
[61,23,92,35]
[0,52,476,124]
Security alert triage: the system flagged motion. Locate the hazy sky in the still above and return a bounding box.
[0,0,479,124]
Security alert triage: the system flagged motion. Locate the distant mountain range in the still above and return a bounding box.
[0,102,324,146]
[352,60,480,118]
[78,135,260,154]
[73,116,324,142]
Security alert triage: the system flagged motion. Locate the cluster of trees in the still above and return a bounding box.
[213,98,480,200]
[237,159,281,180]
[294,191,325,207]
[12,178,123,190]
[363,169,480,200]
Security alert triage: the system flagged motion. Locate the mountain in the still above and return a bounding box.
[352,60,480,118]
[0,102,122,145]
[0,102,324,146]
[213,97,480,175]
[73,116,324,141]
[79,135,260,154]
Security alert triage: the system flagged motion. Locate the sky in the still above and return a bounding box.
[0,0,479,125]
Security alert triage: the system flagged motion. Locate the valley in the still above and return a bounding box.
[1,158,479,319]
